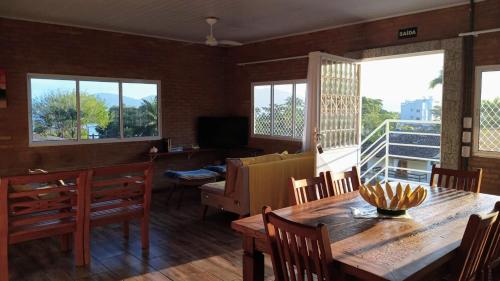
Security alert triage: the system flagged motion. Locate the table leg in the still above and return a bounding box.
[243,236,264,281]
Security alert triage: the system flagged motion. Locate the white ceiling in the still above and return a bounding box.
[0,0,470,44]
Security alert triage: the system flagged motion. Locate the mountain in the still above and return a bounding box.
[92,93,155,107]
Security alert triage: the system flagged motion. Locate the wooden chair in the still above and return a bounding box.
[430,164,482,193]
[323,166,361,196]
[290,175,329,205]
[0,170,87,281]
[448,210,499,281]
[262,206,336,281]
[84,162,153,265]
[481,201,500,281]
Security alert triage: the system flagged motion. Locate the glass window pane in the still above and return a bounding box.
[79,81,120,140]
[122,82,159,138]
[30,78,77,142]
[253,85,271,135]
[479,71,500,152]
[273,84,293,137]
[295,83,307,138]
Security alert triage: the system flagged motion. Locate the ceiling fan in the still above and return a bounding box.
[205,17,243,47]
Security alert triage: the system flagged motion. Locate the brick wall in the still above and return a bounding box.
[469,0,500,195]
[0,18,227,176]
[0,1,499,191]
[225,0,500,194]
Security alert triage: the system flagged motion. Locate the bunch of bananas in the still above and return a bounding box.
[359,182,427,210]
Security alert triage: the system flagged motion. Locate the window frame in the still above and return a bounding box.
[250,79,306,141]
[473,65,500,158]
[27,73,162,147]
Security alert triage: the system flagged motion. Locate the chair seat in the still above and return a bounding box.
[9,220,76,244]
[204,165,227,174]
[199,181,226,194]
[164,169,219,180]
[90,199,143,226]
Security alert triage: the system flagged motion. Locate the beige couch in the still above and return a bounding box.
[200,152,314,217]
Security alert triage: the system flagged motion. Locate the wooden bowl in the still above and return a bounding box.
[359,182,427,215]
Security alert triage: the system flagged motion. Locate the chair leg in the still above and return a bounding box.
[141,219,149,250]
[74,231,85,267]
[176,186,185,209]
[165,183,176,205]
[123,221,129,239]
[0,238,8,281]
[59,234,71,252]
[202,205,209,220]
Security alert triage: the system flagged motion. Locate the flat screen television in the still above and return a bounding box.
[197,117,249,148]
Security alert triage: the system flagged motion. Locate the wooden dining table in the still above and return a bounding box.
[231,187,500,281]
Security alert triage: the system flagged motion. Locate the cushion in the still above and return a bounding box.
[225,159,243,195]
[280,151,313,160]
[204,165,227,174]
[164,169,219,180]
[199,181,226,194]
[240,153,282,166]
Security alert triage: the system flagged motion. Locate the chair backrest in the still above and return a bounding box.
[86,162,153,220]
[480,201,500,280]
[290,175,328,205]
[262,206,335,281]
[430,164,482,193]
[0,170,86,244]
[323,166,361,196]
[451,210,499,281]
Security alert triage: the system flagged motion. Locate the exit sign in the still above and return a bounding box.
[398,27,418,39]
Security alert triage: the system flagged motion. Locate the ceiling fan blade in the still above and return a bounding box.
[218,40,243,46]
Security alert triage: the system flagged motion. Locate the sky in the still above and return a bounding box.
[360,52,444,112]
[481,71,500,101]
[254,83,306,108]
[30,78,157,100]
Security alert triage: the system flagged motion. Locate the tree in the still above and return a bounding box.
[429,70,443,89]
[99,97,159,138]
[254,96,305,137]
[428,70,444,121]
[32,90,110,139]
[432,105,442,121]
[362,97,399,138]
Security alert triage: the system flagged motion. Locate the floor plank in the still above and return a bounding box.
[8,187,274,281]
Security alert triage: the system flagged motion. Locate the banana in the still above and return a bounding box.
[379,196,388,209]
[359,186,371,203]
[385,182,394,199]
[403,184,412,199]
[371,192,380,207]
[375,182,385,198]
[396,183,403,199]
[367,184,377,197]
[407,186,421,207]
[359,183,428,210]
[418,189,428,205]
[389,195,399,209]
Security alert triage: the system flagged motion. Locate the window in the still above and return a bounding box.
[474,66,500,157]
[252,81,306,140]
[29,74,160,145]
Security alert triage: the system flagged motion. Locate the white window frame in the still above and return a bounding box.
[251,79,306,141]
[473,65,500,158]
[27,73,162,147]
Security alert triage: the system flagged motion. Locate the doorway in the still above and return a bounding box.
[359,51,444,184]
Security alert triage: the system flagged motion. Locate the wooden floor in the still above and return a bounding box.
[8,188,274,281]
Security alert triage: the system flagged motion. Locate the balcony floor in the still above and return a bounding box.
[8,188,274,281]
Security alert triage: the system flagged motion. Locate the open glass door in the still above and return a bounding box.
[305,52,361,174]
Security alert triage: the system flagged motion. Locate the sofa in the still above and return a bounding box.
[200,152,314,217]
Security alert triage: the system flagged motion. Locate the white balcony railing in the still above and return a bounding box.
[360,120,441,185]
